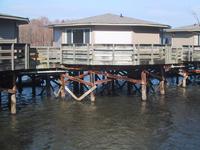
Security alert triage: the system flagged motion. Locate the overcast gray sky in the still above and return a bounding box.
[1,0,200,27]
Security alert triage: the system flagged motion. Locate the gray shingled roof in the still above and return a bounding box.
[166,24,200,32]
[0,13,29,24]
[50,13,169,28]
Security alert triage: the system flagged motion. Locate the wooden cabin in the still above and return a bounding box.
[0,13,29,43]
[0,13,29,71]
[49,13,170,46]
[165,24,200,47]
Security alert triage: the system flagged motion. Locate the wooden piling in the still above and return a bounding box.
[31,74,36,96]
[60,74,65,98]
[46,75,51,96]
[10,74,17,114]
[0,92,1,111]
[74,71,80,95]
[182,71,188,88]
[160,67,165,95]
[90,73,95,102]
[10,85,17,114]
[141,71,147,101]
[80,71,84,95]
[159,80,165,95]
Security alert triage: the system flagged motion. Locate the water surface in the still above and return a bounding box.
[0,86,200,150]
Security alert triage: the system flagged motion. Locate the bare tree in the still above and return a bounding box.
[19,17,63,46]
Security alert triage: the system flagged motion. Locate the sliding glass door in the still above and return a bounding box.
[66,29,90,44]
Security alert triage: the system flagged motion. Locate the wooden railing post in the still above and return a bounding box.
[73,44,75,64]
[112,44,115,65]
[150,44,154,64]
[137,45,140,65]
[25,44,29,69]
[11,43,14,70]
[87,44,90,65]
[47,47,50,68]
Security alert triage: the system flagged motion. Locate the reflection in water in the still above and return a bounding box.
[0,86,200,150]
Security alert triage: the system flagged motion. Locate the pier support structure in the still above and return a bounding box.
[182,71,188,88]
[141,71,147,101]
[60,74,65,98]
[90,72,96,102]
[10,74,17,115]
[160,67,165,95]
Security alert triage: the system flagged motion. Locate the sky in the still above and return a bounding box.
[0,0,200,27]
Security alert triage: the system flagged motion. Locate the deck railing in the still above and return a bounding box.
[0,43,29,71]
[29,44,200,69]
[1,43,200,71]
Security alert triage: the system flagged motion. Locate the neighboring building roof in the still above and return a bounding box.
[0,13,29,24]
[166,24,200,32]
[49,13,170,28]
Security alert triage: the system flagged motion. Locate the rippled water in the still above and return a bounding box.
[0,85,200,150]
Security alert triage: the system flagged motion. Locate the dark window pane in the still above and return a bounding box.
[67,30,72,44]
[84,29,90,44]
[73,30,83,44]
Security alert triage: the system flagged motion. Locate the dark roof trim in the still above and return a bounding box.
[0,13,29,24]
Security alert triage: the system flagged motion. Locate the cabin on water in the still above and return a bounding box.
[165,24,200,47]
[49,13,170,46]
[0,13,29,43]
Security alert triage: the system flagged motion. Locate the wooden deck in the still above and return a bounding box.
[1,43,200,71]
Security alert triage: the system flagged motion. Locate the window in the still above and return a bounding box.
[66,29,90,44]
[198,34,200,46]
[73,30,83,44]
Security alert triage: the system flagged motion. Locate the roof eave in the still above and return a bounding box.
[0,15,29,24]
[49,23,169,28]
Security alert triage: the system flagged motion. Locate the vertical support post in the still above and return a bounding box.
[32,74,36,97]
[132,44,135,65]
[25,44,28,69]
[150,44,154,64]
[176,75,179,85]
[80,71,84,95]
[47,47,50,68]
[10,74,17,114]
[87,44,90,65]
[160,66,165,95]
[73,71,79,95]
[111,71,115,95]
[90,72,95,102]
[60,45,63,65]
[127,71,132,95]
[46,75,51,96]
[60,74,65,98]
[73,44,75,64]
[112,44,115,65]
[137,45,140,65]
[11,43,14,70]
[0,92,2,111]
[141,70,147,101]
[182,71,188,88]
[191,45,194,61]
